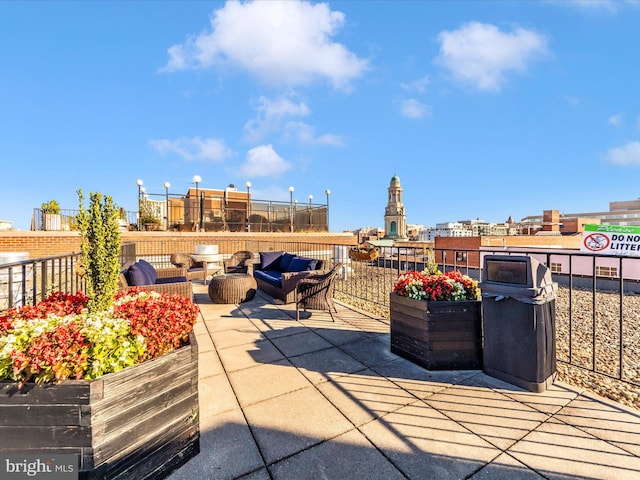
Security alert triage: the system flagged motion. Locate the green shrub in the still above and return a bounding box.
[76,190,121,313]
[41,200,60,214]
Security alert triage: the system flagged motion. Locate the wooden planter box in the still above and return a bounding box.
[390,293,483,370]
[0,334,199,480]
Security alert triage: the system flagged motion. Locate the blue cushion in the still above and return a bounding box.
[137,259,158,284]
[156,276,187,284]
[260,251,283,270]
[279,253,296,271]
[288,257,316,272]
[254,269,282,287]
[127,262,155,286]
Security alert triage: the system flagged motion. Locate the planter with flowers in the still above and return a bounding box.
[0,191,201,479]
[0,291,200,480]
[390,270,482,370]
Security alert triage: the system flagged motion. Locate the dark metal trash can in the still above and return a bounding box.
[479,255,558,392]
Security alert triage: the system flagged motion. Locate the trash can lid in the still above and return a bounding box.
[480,255,557,301]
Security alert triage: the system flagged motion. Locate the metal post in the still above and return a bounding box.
[325,189,330,232]
[164,182,170,230]
[289,186,294,232]
[136,179,143,230]
[200,191,204,232]
[246,181,251,232]
[308,195,313,229]
[192,175,201,231]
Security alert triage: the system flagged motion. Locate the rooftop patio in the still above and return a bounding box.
[168,283,640,480]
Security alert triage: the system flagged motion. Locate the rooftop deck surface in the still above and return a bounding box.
[168,283,640,480]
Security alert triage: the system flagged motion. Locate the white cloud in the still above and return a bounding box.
[161,0,368,90]
[435,22,548,92]
[608,113,623,126]
[149,137,233,162]
[400,99,432,120]
[244,95,310,142]
[400,75,430,94]
[283,121,344,146]
[606,141,640,166]
[549,0,640,14]
[240,144,291,177]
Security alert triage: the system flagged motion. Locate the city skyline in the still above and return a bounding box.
[2,1,640,232]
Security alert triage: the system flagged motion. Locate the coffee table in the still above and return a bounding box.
[208,273,257,304]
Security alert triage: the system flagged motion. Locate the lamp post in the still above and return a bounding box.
[289,186,294,232]
[245,181,252,232]
[192,175,201,231]
[325,189,330,232]
[136,179,143,230]
[308,194,313,230]
[164,182,171,230]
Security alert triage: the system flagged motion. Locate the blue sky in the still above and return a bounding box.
[2,0,640,232]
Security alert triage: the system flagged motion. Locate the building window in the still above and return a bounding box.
[455,251,467,262]
[595,265,618,278]
[550,262,562,273]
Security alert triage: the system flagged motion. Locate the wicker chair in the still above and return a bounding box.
[224,250,254,274]
[170,252,208,284]
[295,263,343,321]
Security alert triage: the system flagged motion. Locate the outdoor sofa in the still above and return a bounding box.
[253,251,325,303]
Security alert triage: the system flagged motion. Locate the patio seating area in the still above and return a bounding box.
[168,283,640,480]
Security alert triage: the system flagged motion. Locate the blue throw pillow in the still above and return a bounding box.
[279,252,296,271]
[128,262,155,286]
[288,257,315,272]
[260,251,283,270]
[137,259,158,284]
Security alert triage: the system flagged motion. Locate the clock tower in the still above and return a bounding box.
[384,175,407,239]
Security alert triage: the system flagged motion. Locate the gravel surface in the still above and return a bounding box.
[335,267,640,411]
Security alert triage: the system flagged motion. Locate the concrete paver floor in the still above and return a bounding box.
[168,285,640,480]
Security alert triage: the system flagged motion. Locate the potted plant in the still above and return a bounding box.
[390,269,482,370]
[348,244,379,262]
[141,215,162,231]
[41,199,61,231]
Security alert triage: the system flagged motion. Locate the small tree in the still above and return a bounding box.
[76,190,122,313]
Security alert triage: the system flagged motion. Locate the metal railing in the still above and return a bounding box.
[31,195,329,232]
[0,253,85,310]
[2,240,639,395]
[31,209,138,232]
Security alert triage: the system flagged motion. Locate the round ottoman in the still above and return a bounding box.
[208,274,257,304]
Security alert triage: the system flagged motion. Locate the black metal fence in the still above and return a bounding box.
[0,253,85,310]
[2,240,640,395]
[31,195,328,232]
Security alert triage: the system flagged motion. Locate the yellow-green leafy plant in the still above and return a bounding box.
[76,190,121,313]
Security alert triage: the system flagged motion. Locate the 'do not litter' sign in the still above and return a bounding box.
[581,224,640,257]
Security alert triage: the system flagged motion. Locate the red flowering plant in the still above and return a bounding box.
[392,270,480,302]
[0,289,199,386]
